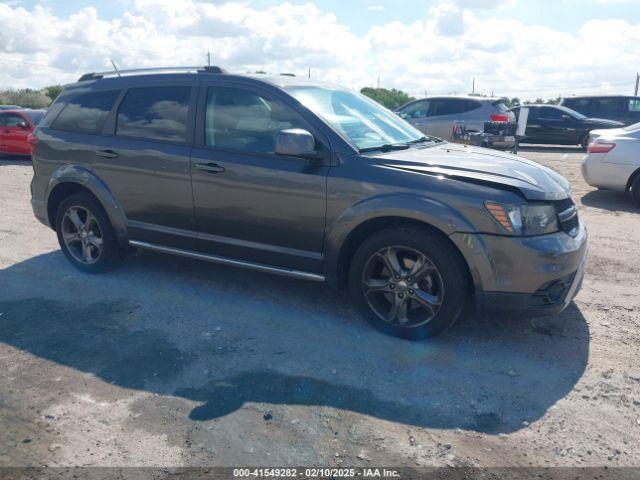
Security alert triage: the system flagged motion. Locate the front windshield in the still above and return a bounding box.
[286,86,427,150]
[624,121,640,132]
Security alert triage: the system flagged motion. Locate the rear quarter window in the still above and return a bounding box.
[51,90,120,134]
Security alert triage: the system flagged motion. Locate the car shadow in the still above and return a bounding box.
[581,189,638,213]
[0,250,590,434]
[0,154,31,165]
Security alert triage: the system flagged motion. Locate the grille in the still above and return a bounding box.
[551,198,580,237]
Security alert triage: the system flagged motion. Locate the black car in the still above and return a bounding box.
[29,66,587,339]
[510,104,623,149]
[560,95,640,126]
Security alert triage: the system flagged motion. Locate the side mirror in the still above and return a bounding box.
[275,129,319,158]
[17,121,29,129]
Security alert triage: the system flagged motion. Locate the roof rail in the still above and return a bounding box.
[78,65,227,82]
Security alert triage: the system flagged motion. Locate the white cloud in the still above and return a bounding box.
[0,0,638,100]
[367,5,386,11]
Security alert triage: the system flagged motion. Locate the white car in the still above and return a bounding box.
[582,122,640,206]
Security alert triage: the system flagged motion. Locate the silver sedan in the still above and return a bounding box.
[582,122,640,206]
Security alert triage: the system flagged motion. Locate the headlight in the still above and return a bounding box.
[485,202,559,236]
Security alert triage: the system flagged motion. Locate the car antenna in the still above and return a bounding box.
[110,59,121,78]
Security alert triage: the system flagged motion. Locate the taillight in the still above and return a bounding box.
[491,114,509,122]
[27,133,39,151]
[588,142,616,154]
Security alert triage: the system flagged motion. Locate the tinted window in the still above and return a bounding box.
[52,90,120,134]
[117,87,191,142]
[595,98,624,115]
[23,111,45,125]
[465,100,483,112]
[429,99,466,117]
[398,101,429,119]
[1,114,25,127]
[539,107,563,119]
[205,87,306,154]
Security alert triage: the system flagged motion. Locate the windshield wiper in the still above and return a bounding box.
[408,136,442,144]
[359,143,411,153]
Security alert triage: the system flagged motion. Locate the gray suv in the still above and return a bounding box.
[30,67,587,339]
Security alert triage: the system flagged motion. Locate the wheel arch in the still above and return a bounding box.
[325,195,476,290]
[46,165,129,248]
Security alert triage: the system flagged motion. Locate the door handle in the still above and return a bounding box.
[96,149,119,159]
[195,162,225,173]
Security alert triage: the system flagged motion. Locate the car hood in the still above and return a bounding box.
[370,143,571,201]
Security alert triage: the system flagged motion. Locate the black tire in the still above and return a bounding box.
[349,226,469,340]
[580,134,590,150]
[631,175,640,208]
[55,193,124,273]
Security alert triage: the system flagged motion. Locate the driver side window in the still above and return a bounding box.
[205,87,306,154]
[2,114,25,127]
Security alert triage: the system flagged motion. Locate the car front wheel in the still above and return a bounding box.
[349,226,470,339]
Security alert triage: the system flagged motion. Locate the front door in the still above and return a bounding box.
[190,83,330,273]
[0,113,30,154]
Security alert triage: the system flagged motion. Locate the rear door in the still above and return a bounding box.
[0,113,30,154]
[189,81,330,273]
[91,83,198,249]
[426,99,469,140]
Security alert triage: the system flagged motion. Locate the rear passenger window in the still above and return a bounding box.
[629,99,640,113]
[205,87,306,154]
[52,90,120,134]
[116,87,191,143]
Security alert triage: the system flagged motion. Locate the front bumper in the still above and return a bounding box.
[451,223,588,316]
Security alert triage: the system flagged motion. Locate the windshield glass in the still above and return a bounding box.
[286,86,426,150]
[624,121,640,132]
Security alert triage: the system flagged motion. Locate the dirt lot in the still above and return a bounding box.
[0,146,639,468]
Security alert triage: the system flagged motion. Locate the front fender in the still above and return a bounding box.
[324,193,477,282]
[47,165,129,247]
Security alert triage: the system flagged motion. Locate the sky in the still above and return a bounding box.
[1,0,639,99]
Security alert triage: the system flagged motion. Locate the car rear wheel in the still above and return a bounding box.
[55,193,124,273]
[631,175,640,207]
[349,227,469,340]
[580,134,590,150]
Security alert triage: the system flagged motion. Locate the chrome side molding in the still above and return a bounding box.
[129,240,326,282]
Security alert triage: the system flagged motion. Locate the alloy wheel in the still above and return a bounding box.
[361,245,444,328]
[61,206,104,265]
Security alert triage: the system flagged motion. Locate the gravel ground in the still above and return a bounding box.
[0,146,639,468]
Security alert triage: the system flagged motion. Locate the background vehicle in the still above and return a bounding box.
[561,95,640,126]
[0,105,22,111]
[30,67,586,340]
[582,122,640,206]
[510,104,623,149]
[0,109,45,156]
[395,96,515,142]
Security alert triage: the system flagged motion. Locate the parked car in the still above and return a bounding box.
[395,96,516,145]
[510,104,623,149]
[582,122,640,206]
[30,67,587,339]
[0,109,46,156]
[0,105,22,111]
[560,95,640,126]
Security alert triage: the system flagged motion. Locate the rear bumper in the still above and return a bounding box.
[451,223,588,316]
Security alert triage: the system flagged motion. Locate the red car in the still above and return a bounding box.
[0,109,46,156]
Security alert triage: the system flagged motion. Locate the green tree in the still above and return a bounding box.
[360,87,414,110]
[44,85,63,103]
